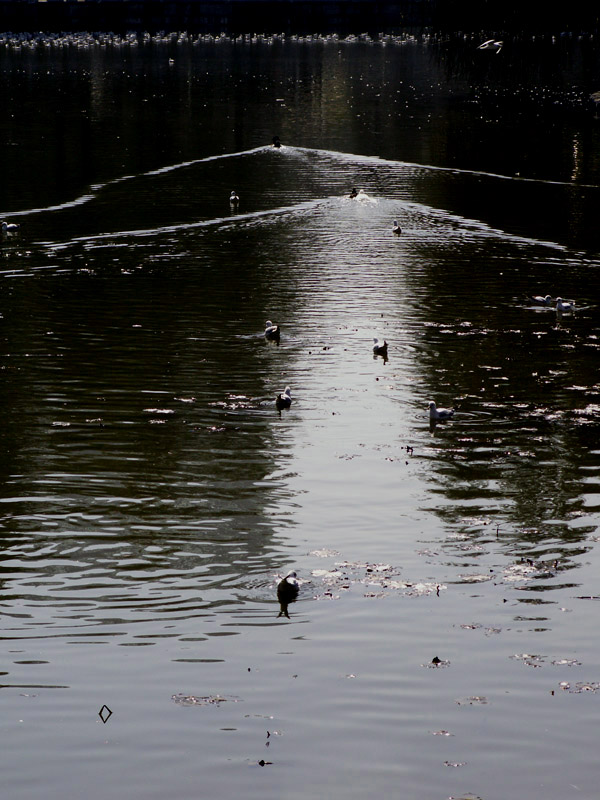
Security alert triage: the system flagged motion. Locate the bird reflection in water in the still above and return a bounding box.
[277,570,299,618]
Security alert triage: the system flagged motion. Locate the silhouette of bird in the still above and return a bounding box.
[392,220,402,235]
[275,386,292,410]
[277,570,299,617]
[229,190,240,206]
[264,320,280,342]
[373,338,388,358]
[277,570,299,602]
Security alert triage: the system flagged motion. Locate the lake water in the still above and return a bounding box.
[1,31,600,800]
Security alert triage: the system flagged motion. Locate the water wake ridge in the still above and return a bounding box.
[3,143,597,225]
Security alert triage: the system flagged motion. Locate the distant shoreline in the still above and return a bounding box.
[0,1,598,36]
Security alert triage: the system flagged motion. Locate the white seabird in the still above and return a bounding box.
[429,400,454,420]
[1,221,20,234]
[556,297,575,312]
[530,294,553,306]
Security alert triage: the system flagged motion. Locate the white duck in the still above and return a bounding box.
[429,401,454,420]
[264,320,280,341]
[1,221,20,235]
[530,294,553,306]
[556,297,575,312]
[275,386,292,410]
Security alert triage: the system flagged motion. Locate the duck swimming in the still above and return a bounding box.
[277,570,299,602]
[272,135,281,148]
[529,294,553,306]
[264,320,280,342]
[348,187,359,199]
[277,570,299,617]
[556,297,575,312]
[429,401,454,420]
[392,220,402,235]
[229,190,240,206]
[275,386,292,410]
[373,338,388,357]
[1,221,20,235]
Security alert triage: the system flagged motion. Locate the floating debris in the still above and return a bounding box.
[444,760,466,768]
[559,682,600,694]
[171,694,239,707]
[510,653,545,668]
[432,730,454,736]
[551,658,581,667]
[456,696,488,705]
[456,573,492,584]
[448,795,484,800]
[308,554,445,600]
[309,549,340,558]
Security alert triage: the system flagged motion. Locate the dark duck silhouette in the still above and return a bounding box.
[275,386,292,410]
[264,320,281,342]
[277,570,299,617]
[373,338,388,358]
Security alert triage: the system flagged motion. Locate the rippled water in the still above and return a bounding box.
[1,33,600,800]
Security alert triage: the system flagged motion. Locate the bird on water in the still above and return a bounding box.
[529,294,553,306]
[556,297,575,312]
[429,401,454,421]
[373,338,388,358]
[264,320,280,342]
[275,386,292,410]
[277,570,299,617]
[277,570,299,602]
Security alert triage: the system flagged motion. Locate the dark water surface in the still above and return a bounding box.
[1,33,600,800]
